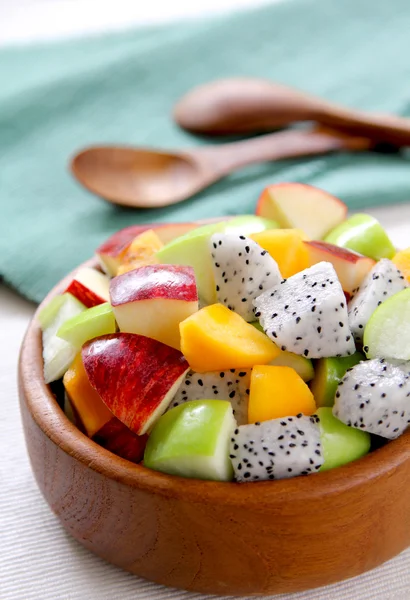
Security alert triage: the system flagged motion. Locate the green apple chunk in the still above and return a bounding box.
[156,221,227,305]
[42,294,86,383]
[38,294,67,329]
[57,302,116,349]
[317,407,371,472]
[250,321,314,381]
[144,400,236,481]
[325,214,395,261]
[363,288,410,360]
[224,215,279,236]
[310,352,364,407]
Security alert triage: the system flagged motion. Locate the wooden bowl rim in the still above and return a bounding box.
[19,223,410,507]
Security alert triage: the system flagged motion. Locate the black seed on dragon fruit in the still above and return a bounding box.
[229,415,323,481]
[348,259,408,344]
[170,369,251,425]
[253,262,355,358]
[209,233,282,322]
[333,358,410,439]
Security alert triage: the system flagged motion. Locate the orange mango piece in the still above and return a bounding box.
[251,229,309,278]
[392,248,410,282]
[63,353,113,437]
[248,365,316,423]
[180,304,280,373]
[117,229,163,275]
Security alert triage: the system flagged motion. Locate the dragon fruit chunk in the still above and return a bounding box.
[170,369,250,425]
[210,233,282,321]
[348,259,408,344]
[333,358,410,440]
[253,262,355,359]
[229,415,323,482]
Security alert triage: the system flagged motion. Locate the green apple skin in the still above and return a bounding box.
[364,288,410,360]
[144,400,235,481]
[38,293,73,330]
[156,221,228,305]
[57,302,116,349]
[317,407,371,472]
[250,321,314,381]
[325,214,395,261]
[310,352,364,408]
[224,215,279,236]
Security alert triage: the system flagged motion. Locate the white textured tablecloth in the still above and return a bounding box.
[2,2,410,598]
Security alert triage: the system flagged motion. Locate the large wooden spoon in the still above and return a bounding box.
[71,127,371,209]
[173,78,410,145]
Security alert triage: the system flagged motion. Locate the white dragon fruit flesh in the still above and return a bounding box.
[333,358,410,439]
[210,233,282,321]
[348,259,408,344]
[229,414,324,482]
[170,369,251,425]
[253,262,355,359]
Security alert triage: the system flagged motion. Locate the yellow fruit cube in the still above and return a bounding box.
[179,304,280,372]
[392,248,410,282]
[117,229,163,275]
[248,365,316,423]
[251,229,309,278]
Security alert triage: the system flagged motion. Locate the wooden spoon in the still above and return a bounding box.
[173,78,410,145]
[71,127,371,209]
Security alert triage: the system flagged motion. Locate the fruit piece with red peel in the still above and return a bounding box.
[110,265,198,349]
[117,229,163,275]
[96,225,152,276]
[92,418,148,464]
[65,267,110,308]
[256,183,347,240]
[304,240,375,294]
[153,222,198,244]
[82,333,189,435]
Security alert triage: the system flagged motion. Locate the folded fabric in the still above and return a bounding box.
[1,0,410,303]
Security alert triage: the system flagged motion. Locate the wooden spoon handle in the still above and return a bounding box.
[190,128,372,179]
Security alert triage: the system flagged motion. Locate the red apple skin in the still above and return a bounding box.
[65,279,106,308]
[82,333,189,435]
[256,182,347,216]
[96,225,152,261]
[110,265,198,305]
[92,417,147,463]
[303,240,375,294]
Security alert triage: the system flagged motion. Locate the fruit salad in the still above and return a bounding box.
[38,183,410,482]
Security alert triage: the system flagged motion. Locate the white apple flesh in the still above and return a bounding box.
[65,267,110,308]
[110,264,198,349]
[256,183,347,239]
[304,240,375,294]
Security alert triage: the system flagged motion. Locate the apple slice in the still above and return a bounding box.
[65,267,110,308]
[255,183,347,239]
[304,240,375,294]
[41,293,86,383]
[82,333,189,435]
[317,407,371,471]
[325,213,395,261]
[57,302,116,349]
[310,352,364,408]
[117,229,163,275]
[96,224,152,276]
[110,265,198,350]
[92,418,148,464]
[223,215,279,235]
[144,400,236,481]
[153,222,198,244]
[363,288,410,360]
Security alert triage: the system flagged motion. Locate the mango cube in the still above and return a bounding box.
[250,229,309,278]
[248,365,316,423]
[179,304,280,372]
[117,229,163,275]
[392,248,410,282]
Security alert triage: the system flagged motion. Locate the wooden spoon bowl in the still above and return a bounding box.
[19,246,410,596]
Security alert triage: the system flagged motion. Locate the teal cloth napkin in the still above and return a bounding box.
[2,0,410,303]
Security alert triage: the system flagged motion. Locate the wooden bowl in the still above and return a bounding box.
[18,254,410,597]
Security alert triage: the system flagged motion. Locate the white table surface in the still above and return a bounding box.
[2,2,410,599]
